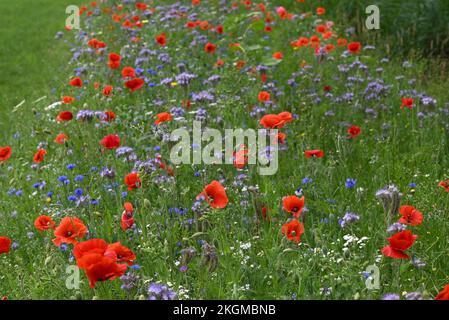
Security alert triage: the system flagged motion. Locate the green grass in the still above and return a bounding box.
[0,0,83,134]
[1,0,449,300]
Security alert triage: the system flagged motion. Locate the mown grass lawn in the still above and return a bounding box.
[0,0,83,133]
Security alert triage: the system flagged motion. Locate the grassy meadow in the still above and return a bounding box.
[0,0,449,300]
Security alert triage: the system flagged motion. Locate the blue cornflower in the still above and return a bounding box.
[74,175,84,182]
[74,188,83,197]
[345,178,357,189]
[67,164,76,170]
[302,178,313,184]
[68,195,77,201]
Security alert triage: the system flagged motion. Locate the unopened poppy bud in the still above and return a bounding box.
[144,198,151,208]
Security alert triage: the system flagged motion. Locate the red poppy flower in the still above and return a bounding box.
[260,112,293,129]
[158,159,175,176]
[155,112,173,125]
[69,77,83,87]
[135,2,148,10]
[204,42,216,54]
[401,98,414,110]
[325,43,335,53]
[124,202,133,213]
[155,32,166,46]
[214,59,224,67]
[278,111,293,124]
[260,206,270,221]
[33,149,47,163]
[258,91,270,102]
[233,146,249,169]
[276,6,287,19]
[103,85,113,96]
[55,133,68,144]
[282,195,305,218]
[34,215,56,231]
[87,38,99,48]
[121,210,135,231]
[316,24,327,33]
[259,114,282,129]
[381,230,417,259]
[235,60,246,70]
[337,38,348,47]
[298,37,309,46]
[398,205,423,226]
[435,284,449,300]
[108,52,121,69]
[316,7,326,15]
[281,219,305,243]
[124,172,141,191]
[347,125,361,139]
[62,96,75,104]
[0,236,11,254]
[438,180,449,192]
[304,149,324,158]
[347,42,362,54]
[272,52,283,60]
[216,25,223,34]
[0,146,12,162]
[82,254,127,288]
[276,132,286,144]
[121,66,135,78]
[107,242,136,265]
[57,111,73,122]
[125,78,145,91]
[104,111,116,122]
[121,202,135,231]
[52,217,87,246]
[108,52,121,62]
[100,134,120,150]
[197,180,228,209]
[73,239,110,268]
